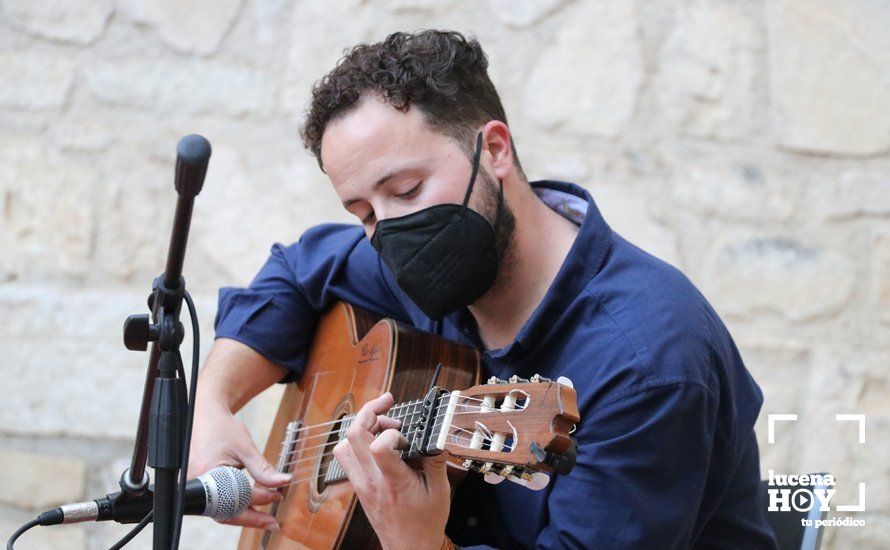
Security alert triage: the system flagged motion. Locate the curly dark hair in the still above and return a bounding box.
[301,30,520,172]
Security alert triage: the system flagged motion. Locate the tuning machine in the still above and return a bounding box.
[530,440,577,476]
[482,466,550,491]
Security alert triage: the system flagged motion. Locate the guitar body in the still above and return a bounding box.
[238,302,480,549]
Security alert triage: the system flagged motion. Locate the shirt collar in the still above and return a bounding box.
[451,179,613,361]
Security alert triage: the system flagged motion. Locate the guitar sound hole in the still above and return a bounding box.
[316,415,345,493]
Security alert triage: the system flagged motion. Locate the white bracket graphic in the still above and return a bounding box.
[768,414,798,444]
[836,482,866,512]
[835,414,866,444]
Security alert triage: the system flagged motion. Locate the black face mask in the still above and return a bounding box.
[370,133,503,321]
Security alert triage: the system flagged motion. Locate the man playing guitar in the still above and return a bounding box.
[189,30,778,549]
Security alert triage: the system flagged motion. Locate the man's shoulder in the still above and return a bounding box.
[583,231,732,386]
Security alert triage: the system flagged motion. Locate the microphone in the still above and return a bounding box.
[37,467,251,526]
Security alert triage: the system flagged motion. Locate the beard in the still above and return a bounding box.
[476,168,516,273]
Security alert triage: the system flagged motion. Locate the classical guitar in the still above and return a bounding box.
[238,302,580,549]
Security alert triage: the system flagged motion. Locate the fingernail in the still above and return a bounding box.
[269,523,281,532]
[275,472,292,482]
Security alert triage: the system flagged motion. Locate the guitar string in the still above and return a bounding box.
[275,409,423,467]
[275,396,523,468]
[275,405,520,469]
[275,400,425,458]
[291,422,513,476]
[278,425,515,488]
[277,421,512,472]
[279,400,424,435]
[278,394,510,440]
[275,398,527,455]
[274,392,521,444]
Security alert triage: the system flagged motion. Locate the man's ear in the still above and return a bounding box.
[481,121,514,181]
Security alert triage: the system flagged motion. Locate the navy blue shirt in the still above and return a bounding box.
[215,180,777,549]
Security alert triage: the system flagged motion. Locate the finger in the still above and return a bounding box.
[333,439,366,490]
[241,448,292,488]
[375,414,401,432]
[370,428,411,478]
[219,507,280,531]
[352,392,396,431]
[250,485,283,507]
[348,393,396,465]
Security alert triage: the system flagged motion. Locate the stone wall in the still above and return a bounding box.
[1,1,887,548]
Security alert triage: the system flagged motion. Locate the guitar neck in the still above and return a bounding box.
[320,393,452,483]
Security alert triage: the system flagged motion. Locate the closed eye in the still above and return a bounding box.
[396,181,422,199]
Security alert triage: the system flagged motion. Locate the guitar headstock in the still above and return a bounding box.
[431,374,580,490]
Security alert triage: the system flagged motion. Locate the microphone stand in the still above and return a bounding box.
[118,135,211,549]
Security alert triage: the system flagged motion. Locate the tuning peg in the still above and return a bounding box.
[486,376,507,385]
[556,376,574,389]
[483,473,505,485]
[529,374,551,383]
[508,375,530,384]
[505,472,551,491]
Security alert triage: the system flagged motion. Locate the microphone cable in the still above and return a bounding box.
[6,289,202,550]
[171,289,201,550]
[5,519,38,550]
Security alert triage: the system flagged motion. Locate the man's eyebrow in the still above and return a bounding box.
[341,170,403,208]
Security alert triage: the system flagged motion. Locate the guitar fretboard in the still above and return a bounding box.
[322,397,444,484]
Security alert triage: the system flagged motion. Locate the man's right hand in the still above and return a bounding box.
[187,338,292,530]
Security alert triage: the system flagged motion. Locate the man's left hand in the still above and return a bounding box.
[333,392,451,550]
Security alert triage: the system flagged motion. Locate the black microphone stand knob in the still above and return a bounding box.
[124,314,158,351]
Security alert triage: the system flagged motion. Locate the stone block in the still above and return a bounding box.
[873,229,890,323]
[668,160,795,222]
[489,0,569,28]
[656,0,764,140]
[769,0,890,155]
[0,286,217,438]
[0,450,85,510]
[117,0,241,56]
[0,53,74,111]
[522,0,643,138]
[0,138,95,280]
[187,142,350,289]
[703,234,855,321]
[279,0,374,119]
[90,155,173,283]
[81,58,274,117]
[806,168,890,220]
[51,112,114,153]
[2,0,112,45]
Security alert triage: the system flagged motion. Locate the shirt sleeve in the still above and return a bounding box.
[531,381,719,549]
[214,223,411,381]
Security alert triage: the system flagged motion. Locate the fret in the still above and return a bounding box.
[322,399,426,484]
